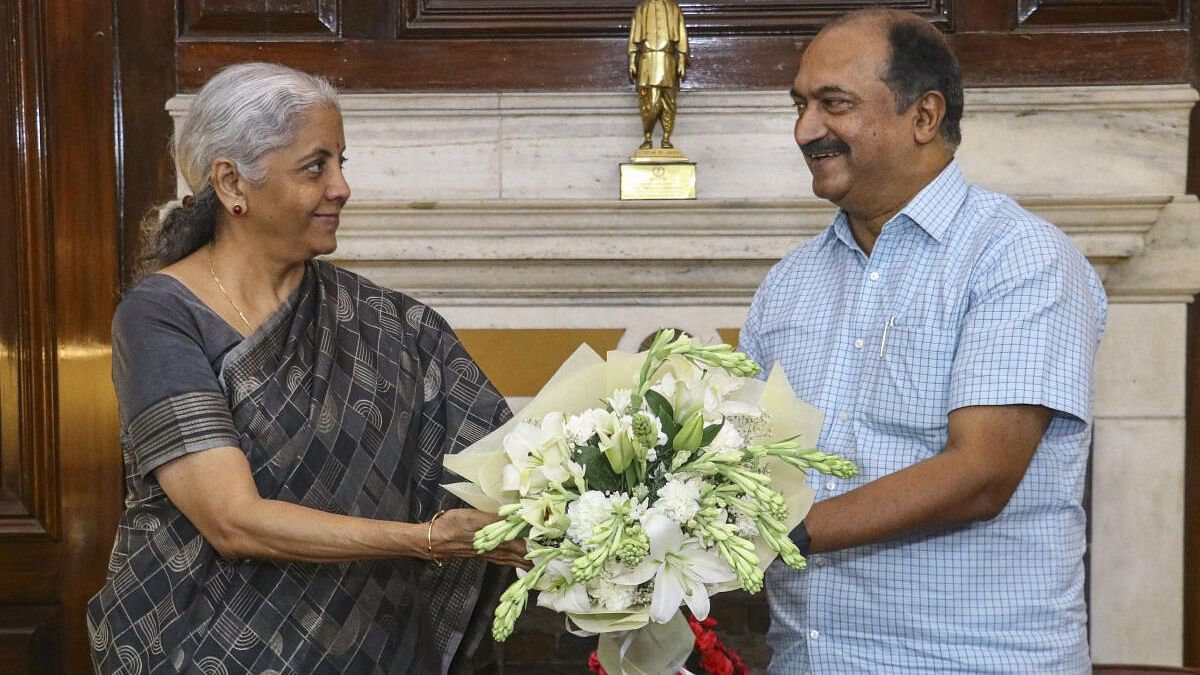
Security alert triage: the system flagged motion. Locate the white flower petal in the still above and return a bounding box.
[501,465,523,492]
[650,566,684,624]
[541,465,568,483]
[641,513,684,559]
[611,560,658,586]
[681,548,737,584]
[681,579,711,620]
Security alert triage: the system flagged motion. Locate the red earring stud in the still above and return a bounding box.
[232,204,243,215]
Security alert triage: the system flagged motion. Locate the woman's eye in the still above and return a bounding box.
[305,160,325,174]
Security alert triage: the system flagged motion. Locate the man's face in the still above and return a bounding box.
[791,22,916,215]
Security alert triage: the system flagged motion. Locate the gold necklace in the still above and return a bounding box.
[207,242,253,332]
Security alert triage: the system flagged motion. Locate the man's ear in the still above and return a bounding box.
[210,158,245,210]
[912,90,946,145]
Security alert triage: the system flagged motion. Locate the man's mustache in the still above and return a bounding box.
[800,138,850,157]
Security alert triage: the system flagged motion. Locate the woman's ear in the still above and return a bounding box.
[913,90,947,146]
[210,158,245,213]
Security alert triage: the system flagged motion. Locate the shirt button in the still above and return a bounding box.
[838,411,850,422]
[853,338,864,349]
[825,480,837,491]
[809,629,820,640]
[869,271,880,281]
[812,556,826,567]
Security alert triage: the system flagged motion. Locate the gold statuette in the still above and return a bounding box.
[621,0,695,200]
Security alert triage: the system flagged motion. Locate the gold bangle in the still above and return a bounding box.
[426,510,447,567]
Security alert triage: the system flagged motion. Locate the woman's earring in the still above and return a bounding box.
[232,204,244,215]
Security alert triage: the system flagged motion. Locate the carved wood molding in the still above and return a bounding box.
[0,0,59,540]
[178,28,1189,90]
[180,0,339,38]
[1017,0,1182,26]
[0,605,58,675]
[400,0,947,35]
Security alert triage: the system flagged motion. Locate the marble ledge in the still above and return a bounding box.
[331,195,1169,264]
[168,84,1199,117]
[327,194,1200,304]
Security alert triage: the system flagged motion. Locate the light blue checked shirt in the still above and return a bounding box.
[740,160,1106,674]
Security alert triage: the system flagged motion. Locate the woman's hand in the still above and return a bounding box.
[428,509,530,569]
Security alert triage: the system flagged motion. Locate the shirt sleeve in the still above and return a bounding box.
[112,288,240,480]
[949,221,1107,425]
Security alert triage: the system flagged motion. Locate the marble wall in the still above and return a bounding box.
[172,83,1200,665]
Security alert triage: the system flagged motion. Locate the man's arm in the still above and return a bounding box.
[803,404,1051,553]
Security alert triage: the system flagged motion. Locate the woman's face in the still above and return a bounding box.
[242,104,350,261]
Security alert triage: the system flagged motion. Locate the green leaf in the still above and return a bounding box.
[701,420,725,447]
[643,389,675,428]
[575,444,623,493]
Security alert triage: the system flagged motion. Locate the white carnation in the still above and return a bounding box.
[587,577,639,611]
[564,409,602,446]
[567,490,615,545]
[652,477,703,524]
[607,388,633,414]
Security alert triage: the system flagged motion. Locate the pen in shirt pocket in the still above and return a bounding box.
[879,316,896,358]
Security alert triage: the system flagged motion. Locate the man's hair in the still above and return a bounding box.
[880,18,963,146]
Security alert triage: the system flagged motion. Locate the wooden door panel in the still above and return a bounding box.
[0,606,58,675]
[0,0,122,673]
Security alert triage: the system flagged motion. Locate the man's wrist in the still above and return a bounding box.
[789,519,812,556]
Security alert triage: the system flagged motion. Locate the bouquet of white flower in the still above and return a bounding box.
[443,330,856,675]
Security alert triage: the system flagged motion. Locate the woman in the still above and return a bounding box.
[86,63,525,674]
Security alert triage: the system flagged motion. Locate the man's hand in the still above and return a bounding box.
[629,55,637,82]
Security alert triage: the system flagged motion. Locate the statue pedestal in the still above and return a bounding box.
[620,147,696,200]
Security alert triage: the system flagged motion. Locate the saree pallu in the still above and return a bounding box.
[88,261,511,674]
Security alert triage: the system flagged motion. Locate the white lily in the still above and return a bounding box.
[518,493,571,540]
[502,412,572,495]
[527,557,591,614]
[612,513,735,623]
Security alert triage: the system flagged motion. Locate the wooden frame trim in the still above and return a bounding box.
[0,0,59,540]
[178,28,1190,91]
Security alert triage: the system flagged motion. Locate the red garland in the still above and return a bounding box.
[587,612,750,675]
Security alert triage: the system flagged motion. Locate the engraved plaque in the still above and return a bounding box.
[619,162,697,200]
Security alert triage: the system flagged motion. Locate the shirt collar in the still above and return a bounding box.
[897,159,967,243]
[826,159,968,249]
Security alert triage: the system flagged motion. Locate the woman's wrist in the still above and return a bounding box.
[426,510,447,566]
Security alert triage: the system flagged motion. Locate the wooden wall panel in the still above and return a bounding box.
[181,0,339,37]
[0,0,58,542]
[1018,0,1181,26]
[400,0,946,35]
[0,0,123,673]
[178,0,1191,91]
[44,0,124,667]
[117,0,181,290]
[0,606,57,675]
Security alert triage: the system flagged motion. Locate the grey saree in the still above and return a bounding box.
[87,260,511,674]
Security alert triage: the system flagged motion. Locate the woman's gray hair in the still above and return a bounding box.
[136,62,338,278]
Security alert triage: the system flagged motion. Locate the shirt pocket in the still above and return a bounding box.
[860,317,957,459]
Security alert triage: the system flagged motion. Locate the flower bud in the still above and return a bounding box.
[674,412,705,454]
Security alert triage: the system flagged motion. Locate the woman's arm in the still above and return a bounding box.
[155,445,528,568]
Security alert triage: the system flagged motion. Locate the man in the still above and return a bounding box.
[739,9,1106,673]
[628,0,688,150]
